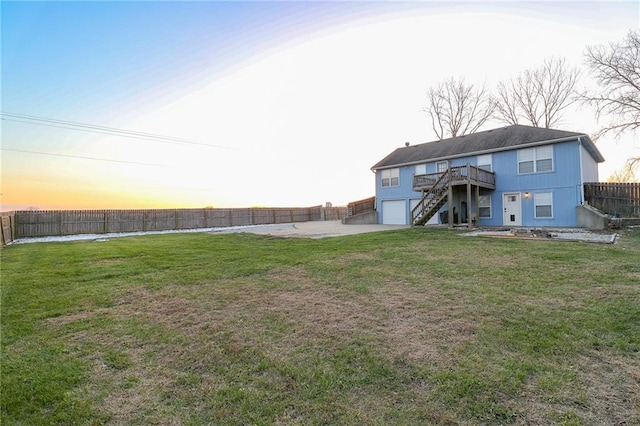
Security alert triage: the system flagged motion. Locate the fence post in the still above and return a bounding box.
[11,213,16,240]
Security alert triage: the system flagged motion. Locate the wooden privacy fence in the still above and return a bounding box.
[5,206,347,242]
[347,196,376,216]
[1,212,16,246]
[584,182,640,217]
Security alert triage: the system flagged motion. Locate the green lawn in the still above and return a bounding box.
[2,228,639,425]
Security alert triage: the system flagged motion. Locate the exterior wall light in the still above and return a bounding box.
[524,192,531,198]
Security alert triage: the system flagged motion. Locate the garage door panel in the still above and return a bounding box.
[382,200,406,225]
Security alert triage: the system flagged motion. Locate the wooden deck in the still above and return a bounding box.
[413,165,495,192]
[411,164,496,227]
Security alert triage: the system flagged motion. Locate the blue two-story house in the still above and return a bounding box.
[371,125,604,227]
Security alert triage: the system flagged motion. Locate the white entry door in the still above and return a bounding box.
[503,193,522,226]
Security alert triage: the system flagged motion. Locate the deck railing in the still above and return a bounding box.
[413,165,495,191]
[413,173,441,190]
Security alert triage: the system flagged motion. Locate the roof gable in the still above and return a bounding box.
[372,124,604,170]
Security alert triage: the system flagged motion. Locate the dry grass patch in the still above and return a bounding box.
[3,228,639,425]
[369,284,478,363]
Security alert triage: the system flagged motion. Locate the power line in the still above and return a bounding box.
[0,111,236,150]
[2,148,173,168]
[2,117,216,147]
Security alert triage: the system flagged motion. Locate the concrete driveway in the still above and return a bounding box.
[223,221,620,243]
[214,220,409,238]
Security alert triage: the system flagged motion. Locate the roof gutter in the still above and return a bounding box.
[371,134,594,171]
[578,135,605,163]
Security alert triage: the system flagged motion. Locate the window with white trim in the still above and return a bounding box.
[415,164,426,175]
[478,195,491,218]
[534,192,553,218]
[436,161,448,173]
[381,168,399,187]
[518,145,553,174]
[477,154,492,172]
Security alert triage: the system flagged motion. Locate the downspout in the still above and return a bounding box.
[578,137,585,204]
[371,167,380,222]
[466,163,472,229]
[447,162,453,226]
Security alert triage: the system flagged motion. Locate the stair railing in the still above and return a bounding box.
[410,169,451,225]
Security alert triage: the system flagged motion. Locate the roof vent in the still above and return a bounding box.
[405,142,410,147]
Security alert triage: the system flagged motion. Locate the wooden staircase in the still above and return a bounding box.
[411,171,450,226]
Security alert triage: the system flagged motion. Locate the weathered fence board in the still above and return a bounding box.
[14,210,61,237]
[347,196,376,217]
[106,210,143,233]
[10,206,347,240]
[63,210,105,235]
[584,182,640,217]
[321,207,346,221]
[1,212,15,246]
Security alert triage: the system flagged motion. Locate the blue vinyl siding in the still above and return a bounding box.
[375,138,596,227]
[486,141,582,227]
[376,165,421,224]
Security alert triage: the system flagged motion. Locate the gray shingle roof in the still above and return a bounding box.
[371,124,604,170]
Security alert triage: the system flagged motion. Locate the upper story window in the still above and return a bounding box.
[518,145,553,174]
[477,154,492,172]
[415,164,426,175]
[381,168,399,187]
[436,161,448,173]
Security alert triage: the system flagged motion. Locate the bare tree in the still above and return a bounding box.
[606,159,639,183]
[425,77,494,139]
[583,30,640,139]
[495,57,580,128]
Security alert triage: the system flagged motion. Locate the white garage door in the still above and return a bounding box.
[382,200,406,225]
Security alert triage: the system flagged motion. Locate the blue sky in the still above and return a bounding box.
[1,1,639,210]
[3,1,402,119]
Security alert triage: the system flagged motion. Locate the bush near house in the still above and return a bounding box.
[2,228,639,425]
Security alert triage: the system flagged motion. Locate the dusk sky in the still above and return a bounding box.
[2,1,638,211]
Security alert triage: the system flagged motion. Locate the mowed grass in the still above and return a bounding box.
[2,227,639,425]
